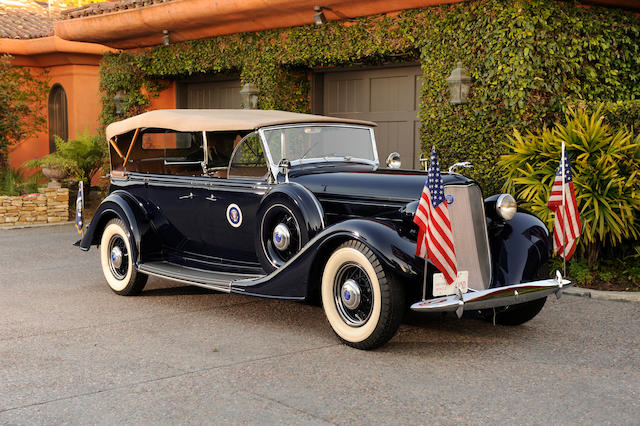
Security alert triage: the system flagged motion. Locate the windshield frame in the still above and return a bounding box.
[257,123,379,178]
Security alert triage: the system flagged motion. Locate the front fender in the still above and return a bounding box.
[488,210,551,288]
[231,218,421,299]
[79,191,160,265]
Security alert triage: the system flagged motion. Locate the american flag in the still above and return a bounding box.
[413,147,458,285]
[75,180,84,235]
[547,143,581,260]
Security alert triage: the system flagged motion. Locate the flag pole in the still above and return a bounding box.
[561,142,566,277]
[80,180,85,239]
[421,156,428,301]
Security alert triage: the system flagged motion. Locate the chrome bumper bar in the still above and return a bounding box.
[410,271,572,318]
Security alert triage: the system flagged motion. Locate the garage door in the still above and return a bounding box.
[322,65,423,169]
[179,79,242,109]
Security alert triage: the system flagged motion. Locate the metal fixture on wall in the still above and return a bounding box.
[446,61,472,105]
[113,90,125,115]
[313,6,327,25]
[240,83,260,109]
[161,30,170,46]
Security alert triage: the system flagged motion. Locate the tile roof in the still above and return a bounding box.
[61,0,175,20]
[0,0,71,40]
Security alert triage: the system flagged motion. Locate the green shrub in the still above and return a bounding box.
[0,167,44,196]
[97,0,640,194]
[500,106,640,265]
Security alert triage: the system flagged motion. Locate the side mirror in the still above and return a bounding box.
[386,152,401,169]
[278,159,291,183]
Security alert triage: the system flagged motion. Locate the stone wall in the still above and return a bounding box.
[0,188,69,226]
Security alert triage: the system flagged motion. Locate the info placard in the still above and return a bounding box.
[432,270,469,297]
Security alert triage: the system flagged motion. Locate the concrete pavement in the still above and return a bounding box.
[1,224,638,424]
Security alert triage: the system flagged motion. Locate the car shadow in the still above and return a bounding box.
[141,285,218,297]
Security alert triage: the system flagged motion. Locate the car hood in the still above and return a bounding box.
[290,167,475,203]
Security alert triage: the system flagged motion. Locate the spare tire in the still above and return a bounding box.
[256,196,309,273]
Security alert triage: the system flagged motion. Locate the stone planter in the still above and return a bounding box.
[42,168,67,188]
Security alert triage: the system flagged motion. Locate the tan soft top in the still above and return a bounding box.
[106,109,376,140]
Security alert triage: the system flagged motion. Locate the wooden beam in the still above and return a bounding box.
[109,138,124,159]
[123,128,140,169]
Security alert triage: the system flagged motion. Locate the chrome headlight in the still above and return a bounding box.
[496,193,517,221]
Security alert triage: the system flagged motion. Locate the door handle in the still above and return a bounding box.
[205,195,217,202]
[179,192,195,200]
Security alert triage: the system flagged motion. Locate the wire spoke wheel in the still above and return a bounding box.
[100,218,147,296]
[333,262,374,327]
[107,234,129,280]
[321,240,404,350]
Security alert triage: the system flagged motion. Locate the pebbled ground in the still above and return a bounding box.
[0,224,638,424]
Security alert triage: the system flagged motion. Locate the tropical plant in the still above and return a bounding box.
[500,106,640,266]
[0,167,44,196]
[24,131,108,187]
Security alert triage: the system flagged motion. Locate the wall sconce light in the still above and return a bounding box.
[161,29,170,46]
[113,90,125,115]
[313,6,327,26]
[446,61,472,105]
[240,83,260,109]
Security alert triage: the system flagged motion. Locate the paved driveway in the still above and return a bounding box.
[0,224,638,424]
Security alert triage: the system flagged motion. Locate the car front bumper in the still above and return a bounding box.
[410,272,572,317]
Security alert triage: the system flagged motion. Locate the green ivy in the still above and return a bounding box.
[99,0,639,193]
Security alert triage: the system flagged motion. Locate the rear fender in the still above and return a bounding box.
[79,191,160,265]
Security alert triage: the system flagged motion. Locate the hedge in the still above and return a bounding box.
[99,0,640,193]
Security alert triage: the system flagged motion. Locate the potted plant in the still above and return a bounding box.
[24,154,74,188]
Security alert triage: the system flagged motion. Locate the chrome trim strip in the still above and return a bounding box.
[138,266,233,293]
[409,275,572,314]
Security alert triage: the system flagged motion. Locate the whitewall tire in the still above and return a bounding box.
[321,240,404,350]
[100,218,147,295]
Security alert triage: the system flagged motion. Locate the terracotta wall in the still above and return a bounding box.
[8,64,102,169]
[148,81,177,110]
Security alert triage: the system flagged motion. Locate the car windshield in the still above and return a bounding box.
[262,125,376,166]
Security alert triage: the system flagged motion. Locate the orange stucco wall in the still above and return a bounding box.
[148,81,177,110]
[8,63,102,170]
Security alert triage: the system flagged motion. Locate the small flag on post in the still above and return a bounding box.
[547,143,581,260]
[413,147,458,285]
[75,181,84,235]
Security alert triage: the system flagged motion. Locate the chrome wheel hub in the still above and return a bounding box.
[110,246,123,269]
[272,223,291,251]
[341,279,361,310]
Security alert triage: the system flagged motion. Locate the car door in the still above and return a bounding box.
[142,129,211,263]
[205,132,271,264]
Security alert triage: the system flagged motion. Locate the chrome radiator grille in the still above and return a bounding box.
[445,184,492,290]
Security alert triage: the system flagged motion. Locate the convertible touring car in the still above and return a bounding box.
[78,109,571,349]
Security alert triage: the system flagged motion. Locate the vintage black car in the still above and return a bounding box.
[79,109,571,349]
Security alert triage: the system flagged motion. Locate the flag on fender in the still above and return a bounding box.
[413,146,458,285]
[75,181,84,234]
[547,143,581,260]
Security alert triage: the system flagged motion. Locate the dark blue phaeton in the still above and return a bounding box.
[79,109,571,349]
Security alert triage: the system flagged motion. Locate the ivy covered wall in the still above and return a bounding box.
[99,0,639,192]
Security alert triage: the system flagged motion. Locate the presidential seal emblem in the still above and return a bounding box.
[445,194,454,205]
[226,203,242,227]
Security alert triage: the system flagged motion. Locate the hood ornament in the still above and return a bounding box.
[448,162,473,173]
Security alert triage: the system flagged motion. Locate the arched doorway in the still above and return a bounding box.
[48,84,68,153]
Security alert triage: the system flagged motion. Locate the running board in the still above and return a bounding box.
[138,261,264,293]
